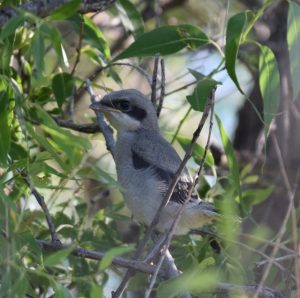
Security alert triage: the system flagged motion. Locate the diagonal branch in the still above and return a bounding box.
[20,171,61,244]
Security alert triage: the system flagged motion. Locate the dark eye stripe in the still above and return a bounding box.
[127,106,146,121]
[102,99,146,121]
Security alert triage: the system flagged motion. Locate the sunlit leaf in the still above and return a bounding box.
[70,14,110,58]
[0,81,14,166]
[176,135,214,168]
[259,46,280,138]
[114,24,209,60]
[116,0,144,38]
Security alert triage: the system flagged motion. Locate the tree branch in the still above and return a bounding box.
[0,0,116,27]
[20,171,61,244]
[37,240,285,298]
[37,239,156,274]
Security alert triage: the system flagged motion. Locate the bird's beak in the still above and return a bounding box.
[89,101,119,113]
[89,101,105,112]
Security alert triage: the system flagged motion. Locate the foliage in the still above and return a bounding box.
[0,0,299,297]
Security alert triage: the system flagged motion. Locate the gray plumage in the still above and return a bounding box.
[90,89,217,235]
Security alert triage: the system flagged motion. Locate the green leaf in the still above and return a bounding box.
[99,246,133,271]
[40,23,68,67]
[116,0,144,39]
[242,186,274,208]
[52,73,74,109]
[0,36,14,74]
[54,284,73,298]
[114,24,209,60]
[25,122,67,169]
[186,74,219,112]
[216,115,242,204]
[32,31,45,75]
[44,246,74,267]
[176,135,214,168]
[0,14,26,40]
[259,46,280,138]
[0,81,14,166]
[70,14,110,58]
[225,11,250,94]
[47,0,81,21]
[288,1,300,100]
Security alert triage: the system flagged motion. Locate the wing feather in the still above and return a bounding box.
[131,129,199,205]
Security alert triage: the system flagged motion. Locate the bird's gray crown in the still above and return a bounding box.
[101,89,159,130]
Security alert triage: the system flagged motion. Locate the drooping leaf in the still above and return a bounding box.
[31,31,45,75]
[216,115,242,204]
[99,246,133,271]
[52,73,74,109]
[39,23,69,67]
[288,1,300,100]
[47,0,81,21]
[116,0,144,39]
[225,11,250,94]
[114,24,209,60]
[259,46,280,138]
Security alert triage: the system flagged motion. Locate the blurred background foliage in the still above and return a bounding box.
[0,0,299,297]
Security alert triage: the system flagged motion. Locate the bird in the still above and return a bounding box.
[90,89,218,235]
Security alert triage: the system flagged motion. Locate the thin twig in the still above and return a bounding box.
[156,58,165,117]
[151,55,160,106]
[71,23,84,76]
[20,171,61,244]
[85,79,116,157]
[253,133,299,298]
[256,253,300,268]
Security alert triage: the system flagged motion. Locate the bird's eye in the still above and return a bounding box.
[119,100,131,112]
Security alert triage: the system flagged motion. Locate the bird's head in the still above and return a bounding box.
[90,89,159,132]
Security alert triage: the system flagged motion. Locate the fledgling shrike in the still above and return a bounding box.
[90,89,217,235]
